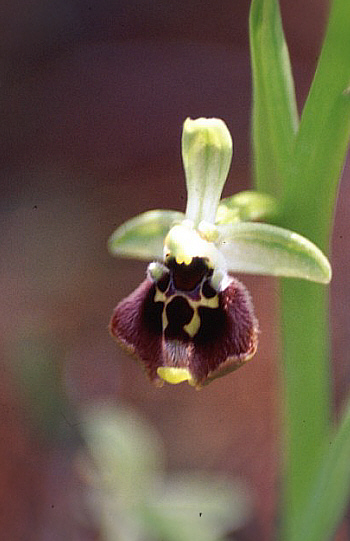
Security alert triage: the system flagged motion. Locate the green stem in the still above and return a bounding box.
[280,280,330,540]
[250,0,350,535]
[280,184,333,541]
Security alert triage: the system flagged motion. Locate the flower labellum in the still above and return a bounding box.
[110,227,258,388]
[109,118,331,388]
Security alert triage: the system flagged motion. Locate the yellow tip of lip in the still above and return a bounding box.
[157,367,195,385]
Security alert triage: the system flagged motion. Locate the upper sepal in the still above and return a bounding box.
[182,117,233,226]
[108,209,185,260]
[217,221,332,283]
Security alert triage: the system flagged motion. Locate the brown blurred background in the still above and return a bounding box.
[1,0,349,539]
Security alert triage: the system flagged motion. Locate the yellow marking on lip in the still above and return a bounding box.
[184,311,201,337]
[155,280,219,338]
[157,366,195,385]
[162,309,168,332]
[182,293,218,337]
[199,295,219,309]
[186,293,219,310]
[154,288,166,303]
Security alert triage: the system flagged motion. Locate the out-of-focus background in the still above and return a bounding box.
[1,1,349,539]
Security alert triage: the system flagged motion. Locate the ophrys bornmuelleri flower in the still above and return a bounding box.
[109,118,331,389]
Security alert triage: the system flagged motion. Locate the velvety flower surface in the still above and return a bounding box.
[110,256,258,388]
[108,118,331,388]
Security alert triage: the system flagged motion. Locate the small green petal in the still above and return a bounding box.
[216,190,279,224]
[182,117,233,226]
[217,222,332,283]
[108,210,184,260]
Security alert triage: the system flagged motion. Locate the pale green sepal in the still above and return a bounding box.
[216,222,332,283]
[182,117,233,226]
[216,190,279,224]
[108,210,185,260]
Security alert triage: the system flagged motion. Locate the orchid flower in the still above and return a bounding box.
[108,118,331,389]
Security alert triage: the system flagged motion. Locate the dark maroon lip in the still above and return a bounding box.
[110,267,259,387]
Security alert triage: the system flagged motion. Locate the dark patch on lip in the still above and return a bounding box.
[167,257,210,291]
[195,305,225,344]
[157,272,170,293]
[164,296,194,340]
[201,279,217,299]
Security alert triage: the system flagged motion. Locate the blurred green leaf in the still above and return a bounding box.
[217,221,331,283]
[142,474,251,541]
[80,403,165,504]
[108,210,184,261]
[216,190,279,224]
[80,404,251,541]
[249,0,298,197]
